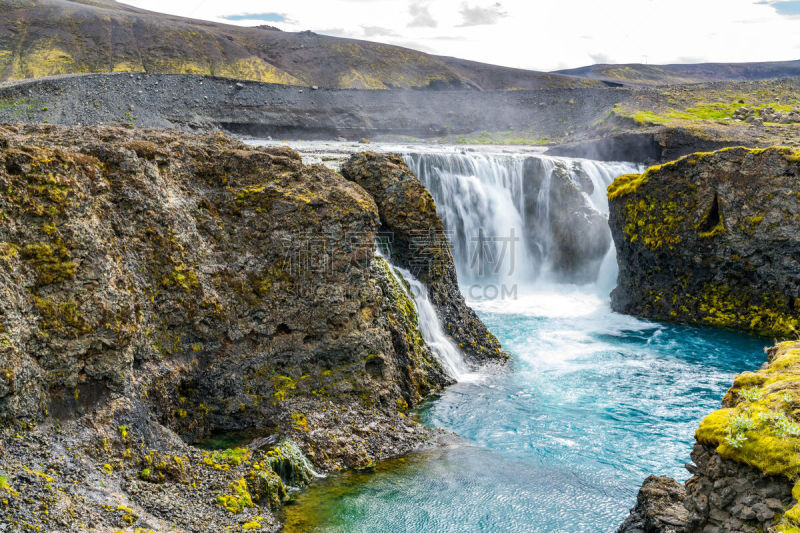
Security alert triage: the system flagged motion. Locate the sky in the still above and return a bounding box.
[120,0,800,71]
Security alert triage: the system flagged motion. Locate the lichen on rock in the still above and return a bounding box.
[609,146,800,338]
[0,125,498,531]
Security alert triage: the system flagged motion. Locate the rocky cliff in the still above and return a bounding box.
[612,147,800,532]
[341,152,503,363]
[608,146,800,338]
[0,125,501,531]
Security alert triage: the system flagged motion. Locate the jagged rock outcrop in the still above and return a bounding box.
[608,146,800,338]
[617,475,688,533]
[684,442,794,532]
[619,341,800,533]
[0,125,498,531]
[341,152,503,363]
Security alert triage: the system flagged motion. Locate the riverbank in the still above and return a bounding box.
[0,125,503,531]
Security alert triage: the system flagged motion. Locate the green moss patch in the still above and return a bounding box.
[697,341,800,531]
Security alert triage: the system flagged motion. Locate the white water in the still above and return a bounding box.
[247,139,642,382]
[403,152,641,289]
[378,250,472,381]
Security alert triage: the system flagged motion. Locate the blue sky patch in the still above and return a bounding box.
[223,12,286,22]
[773,1,800,14]
[757,0,800,15]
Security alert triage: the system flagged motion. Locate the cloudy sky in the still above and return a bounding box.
[121,0,800,71]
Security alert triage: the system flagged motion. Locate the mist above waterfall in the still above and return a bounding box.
[402,151,641,294]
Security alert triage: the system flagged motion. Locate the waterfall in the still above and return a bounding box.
[403,151,641,291]
[377,250,470,380]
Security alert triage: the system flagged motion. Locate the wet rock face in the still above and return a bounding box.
[521,157,610,283]
[608,146,800,338]
[684,443,795,533]
[341,152,504,364]
[617,475,688,533]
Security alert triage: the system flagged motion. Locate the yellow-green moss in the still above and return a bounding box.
[607,173,648,200]
[160,263,199,292]
[697,341,800,531]
[21,242,76,285]
[215,57,301,85]
[620,195,687,249]
[697,284,798,338]
[271,376,297,402]
[33,296,91,335]
[217,478,254,513]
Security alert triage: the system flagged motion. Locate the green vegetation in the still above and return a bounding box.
[697,341,800,532]
[217,477,254,513]
[612,82,800,129]
[203,447,251,470]
[21,242,76,285]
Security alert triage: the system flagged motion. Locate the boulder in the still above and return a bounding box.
[617,475,689,533]
[608,146,800,338]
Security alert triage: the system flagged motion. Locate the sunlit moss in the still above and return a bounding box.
[697,341,800,531]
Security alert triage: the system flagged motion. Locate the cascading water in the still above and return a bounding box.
[273,143,768,533]
[403,151,640,288]
[377,250,470,380]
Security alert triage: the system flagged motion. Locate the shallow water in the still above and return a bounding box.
[282,290,766,533]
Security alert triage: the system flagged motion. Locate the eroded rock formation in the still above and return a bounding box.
[341,152,503,363]
[608,146,800,338]
[0,125,501,531]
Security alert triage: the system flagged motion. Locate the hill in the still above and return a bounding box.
[555,60,800,85]
[0,0,600,89]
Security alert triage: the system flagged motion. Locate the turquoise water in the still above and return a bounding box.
[282,290,767,533]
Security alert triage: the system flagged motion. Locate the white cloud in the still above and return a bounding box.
[119,0,800,71]
[458,2,507,26]
[408,1,438,27]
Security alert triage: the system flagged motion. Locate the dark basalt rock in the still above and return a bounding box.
[521,157,611,283]
[617,475,689,533]
[608,146,800,338]
[684,442,795,533]
[341,152,504,364]
[0,125,493,531]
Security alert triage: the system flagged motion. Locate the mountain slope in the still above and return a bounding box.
[0,0,599,89]
[556,60,800,85]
